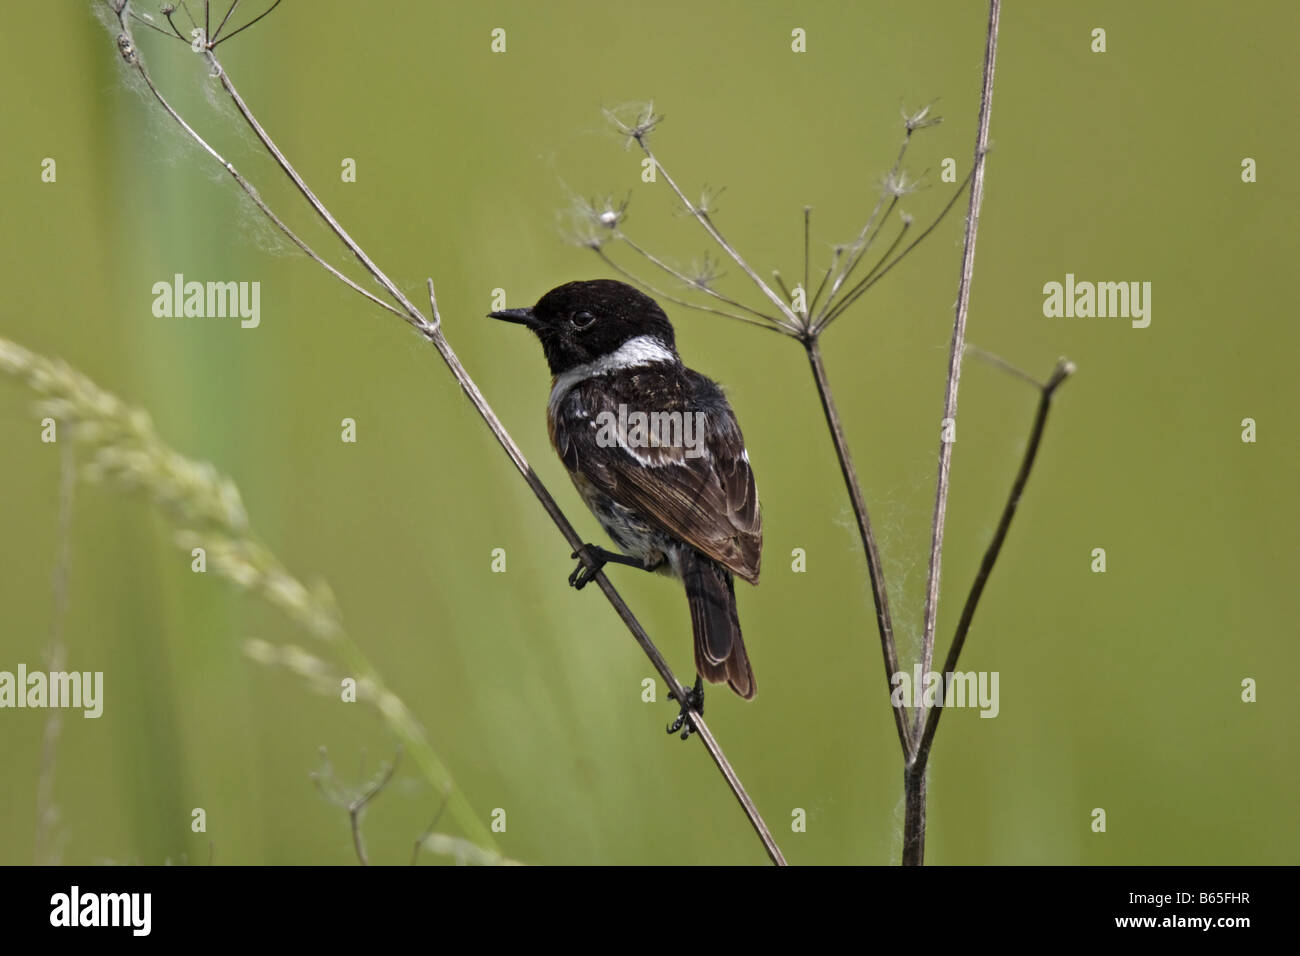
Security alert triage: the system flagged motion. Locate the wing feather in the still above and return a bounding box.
[553,366,761,583]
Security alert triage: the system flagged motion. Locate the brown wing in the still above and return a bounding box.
[552,367,762,583]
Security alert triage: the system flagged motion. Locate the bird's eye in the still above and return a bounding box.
[571,310,596,330]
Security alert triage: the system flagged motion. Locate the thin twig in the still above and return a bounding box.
[213,1,241,44]
[917,0,1000,729]
[594,248,787,334]
[211,0,281,48]
[821,216,914,325]
[411,793,451,866]
[822,193,901,317]
[818,133,912,316]
[312,746,400,866]
[905,0,1001,867]
[348,752,399,867]
[201,50,432,332]
[964,343,1043,390]
[109,29,408,323]
[614,232,784,326]
[904,358,1072,864]
[128,10,185,41]
[805,340,908,756]
[163,6,187,41]
[802,207,811,322]
[806,247,842,320]
[632,132,802,332]
[772,271,793,306]
[814,166,975,333]
[916,360,1074,767]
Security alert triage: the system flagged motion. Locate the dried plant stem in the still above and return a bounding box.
[616,232,781,325]
[813,168,974,333]
[107,2,785,866]
[410,794,450,866]
[631,133,801,332]
[805,341,908,755]
[964,343,1044,390]
[310,746,400,866]
[112,33,405,323]
[349,755,397,866]
[821,136,912,311]
[904,358,1072,865]
[594,247,785,333]
[916,360,1074,766]
[906,0,1002,865]
[802,207,811,314]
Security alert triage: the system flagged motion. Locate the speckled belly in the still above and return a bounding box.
[570,471,677,575]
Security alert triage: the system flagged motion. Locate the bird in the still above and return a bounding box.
[489,279,761,734]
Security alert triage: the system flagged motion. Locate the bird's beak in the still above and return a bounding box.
[487,307,542,331]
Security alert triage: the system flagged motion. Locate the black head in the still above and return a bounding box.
[488,279,677,375]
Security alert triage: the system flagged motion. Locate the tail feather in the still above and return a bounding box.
[681,550,755,700]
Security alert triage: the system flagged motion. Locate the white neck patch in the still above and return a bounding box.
[549,334,677,419]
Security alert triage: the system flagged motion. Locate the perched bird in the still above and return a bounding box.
[490,280,761,730]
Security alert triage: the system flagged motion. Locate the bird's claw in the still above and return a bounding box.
[666,675,705,740]
[568,547,605,590]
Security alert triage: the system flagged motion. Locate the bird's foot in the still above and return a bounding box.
[568,545,611,590]
[666,675,705,740]
[569,544,653,589]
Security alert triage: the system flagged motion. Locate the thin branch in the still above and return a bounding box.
[772,270,793,306]
[806,246,842,320]
[819,215,914,327]
[312,747,400,866]
[818,132,913,316]
[177,1,199,30]
[964,343,1043,390]
[105,7,786,865]
[109,29,408,323]
[593,247,788,335]
[802,207,811,322]
[348,752,399,867]
[822,190,902,317]
[915,359,1074,768]
[917,0,1000,726]
[631,132,802,332]
[199,49,431,331]
[163,6,188,42]
[805,340,908,756]
[212,0,241,43]
[814,167,975,334]
[410,793,451,866]
[128,10,186,41]
[905,0,1001,867]
[211,0,281,48]
[614,231,785,326]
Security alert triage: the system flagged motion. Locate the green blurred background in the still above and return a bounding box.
[1,1,1296,865]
